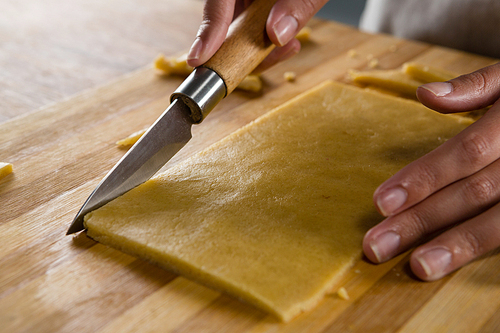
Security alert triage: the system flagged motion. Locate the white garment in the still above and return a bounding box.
[359,0,500,58]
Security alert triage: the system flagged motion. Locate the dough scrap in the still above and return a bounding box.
[337,287,350,300]
[348,64,486,119]
[295,26,312,43]
[85,81,471,321]
[284,71,296,82]
[402,62,457,83]
[348,68,423,97]
[349,63,457,97]
[116,129,147,147]
[0,162,13,180]
[236,74,263,92]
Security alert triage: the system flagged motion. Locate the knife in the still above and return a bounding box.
[67,0,277,234]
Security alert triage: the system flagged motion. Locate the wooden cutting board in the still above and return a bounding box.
[1,19,500,333]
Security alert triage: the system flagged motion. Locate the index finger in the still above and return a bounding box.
[187,0,238,67]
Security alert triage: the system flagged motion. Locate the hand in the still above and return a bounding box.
[363,62,500,281]
[186,0,328,72]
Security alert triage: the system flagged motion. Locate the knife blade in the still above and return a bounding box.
[67,0,277,234]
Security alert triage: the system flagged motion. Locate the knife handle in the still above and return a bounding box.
[202,0,277,95]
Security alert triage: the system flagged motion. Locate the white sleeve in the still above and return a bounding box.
[358,0,500,59]
[359,0,393,33]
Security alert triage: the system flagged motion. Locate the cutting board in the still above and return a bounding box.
[1,20,500,333]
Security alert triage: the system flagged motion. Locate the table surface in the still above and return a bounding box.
[2,1,500,332]
[0,0,202,123]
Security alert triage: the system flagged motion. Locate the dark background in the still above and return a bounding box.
[316,0,367,26]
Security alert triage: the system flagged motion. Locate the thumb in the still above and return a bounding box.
[266,0,329,47]
[417,62,500,113]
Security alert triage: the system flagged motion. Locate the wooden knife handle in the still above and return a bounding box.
[202,0,277,95]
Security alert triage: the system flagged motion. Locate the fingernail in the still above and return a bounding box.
[376,187,408,216]
[369,231,401,262]
[420,82,453,97]
[416,247,452,280]
[273,15,298,46]
[187,37,203,61]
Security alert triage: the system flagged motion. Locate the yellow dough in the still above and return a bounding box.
[349,63,458,97]
[284,71,297,82]
[0,162,13,180]
[295,26,312,43]
[402,62,457,83]
[236,74,263,92]
[116,129,147,147]
[348,69,424,97]
[349,65,485,120]
[154,53,193,76]
[85,81,471,321]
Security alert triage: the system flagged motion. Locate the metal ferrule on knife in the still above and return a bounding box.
[170,67,226,124]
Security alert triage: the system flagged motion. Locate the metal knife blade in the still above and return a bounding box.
[67,0,276,234]
[67,67,226,235]
[67,98,193,234]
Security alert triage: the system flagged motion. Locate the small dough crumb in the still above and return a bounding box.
[389,44,398,52]
[284,71,296,82]
[366,53,374,61]
[296,27,312,43]
[368,59,379,69]
[116,129,147,147]
[337,287,350,300]
[347,49,358,58]
[238,74,263,92]
[0,162,13,180]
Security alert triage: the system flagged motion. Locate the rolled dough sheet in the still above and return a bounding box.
[84,81,472,321]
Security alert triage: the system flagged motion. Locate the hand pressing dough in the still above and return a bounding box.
[84,81,471,322]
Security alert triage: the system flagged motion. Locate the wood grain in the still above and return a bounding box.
[0,0,202,123]
[1,18,500,333]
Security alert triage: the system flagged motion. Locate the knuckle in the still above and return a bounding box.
[461,70,489,94]
[404,208,434,237]
[458,229,485,257]
[198,17,230,37]
[464,175,496,205]
[302,0,317,11]
[410,161,441,193]
[459,132,490,168]
[296,0,323,17]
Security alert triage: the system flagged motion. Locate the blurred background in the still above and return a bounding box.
[316,0,367,26]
